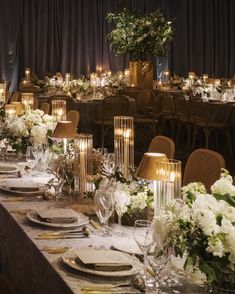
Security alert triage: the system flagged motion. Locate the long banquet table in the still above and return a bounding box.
[0,175,204,294]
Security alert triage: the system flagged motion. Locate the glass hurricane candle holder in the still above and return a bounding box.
[74,133,93,199]
[114,116,134,180]
[155,159,182,215]
[21,93,34,111]
[5,104,17,119]
[51,100,66,121]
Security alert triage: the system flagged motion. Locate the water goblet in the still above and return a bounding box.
[94,189,114,237]
[133,220,155,288]
[25,146,36,171]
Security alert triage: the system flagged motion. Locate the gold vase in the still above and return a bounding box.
[129,61,153,89]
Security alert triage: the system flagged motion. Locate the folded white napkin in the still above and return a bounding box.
[36,208,79,223]
[74,248,132,271]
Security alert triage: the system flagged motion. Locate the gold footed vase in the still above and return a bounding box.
[129,61,153,89]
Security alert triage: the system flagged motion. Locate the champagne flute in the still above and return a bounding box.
[94,189,114,237]
[133,220,154,287]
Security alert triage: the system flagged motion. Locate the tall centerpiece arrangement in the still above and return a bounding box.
[153,169,235,292]
[107,8,173,88]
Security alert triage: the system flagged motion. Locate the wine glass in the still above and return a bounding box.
[94,189,114,237]
[133,220,154,288]
[25,146,36,171]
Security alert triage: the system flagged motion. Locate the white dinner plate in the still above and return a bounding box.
[112,239,155,256]
[62,248,143,277]
[0,179,41,196]
[26,210,89,228]
[0,163,19,174]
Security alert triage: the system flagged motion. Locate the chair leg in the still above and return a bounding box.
[176,123,180,146]
[191,124,197,150]
[101,125,104,148]
[186,124,191,150]
[225,128,233,156]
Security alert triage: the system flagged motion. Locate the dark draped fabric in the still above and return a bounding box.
[0,0,235,91]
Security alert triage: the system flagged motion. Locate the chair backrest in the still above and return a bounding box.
[148,135,175,159]
[40,102,50,114]
[161,92,174,118]
[50,95,75,112]
[101,95,130,120]
[67,110,80,131]
[10,92,21,103]
[173,95,190,120]
[136,89,152,115]
[183,148,225,191]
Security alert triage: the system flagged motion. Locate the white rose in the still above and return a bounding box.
[222,205,235,223]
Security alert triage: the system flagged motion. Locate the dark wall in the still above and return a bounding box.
[0,0,234,90]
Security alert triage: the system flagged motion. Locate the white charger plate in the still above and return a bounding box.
[26,210,89,228]
[62,248,143,277]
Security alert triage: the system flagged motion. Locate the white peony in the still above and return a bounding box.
[193,208,219,235]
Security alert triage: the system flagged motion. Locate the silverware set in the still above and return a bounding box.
[36,226,91,240]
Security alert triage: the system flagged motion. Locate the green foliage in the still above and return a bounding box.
[107,8,174,61]
[213,193,235,207]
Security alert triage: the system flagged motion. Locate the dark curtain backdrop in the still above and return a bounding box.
[0,0,235,91]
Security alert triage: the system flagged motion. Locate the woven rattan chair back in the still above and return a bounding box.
[40,102,50,114]
[67,110,80,131]
[148,135,175,159]
[136,89,152,115]
[183,148,225,191]
[102,95,130,120]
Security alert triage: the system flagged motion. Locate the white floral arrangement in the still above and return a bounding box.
[93,167,153,224]
[1,109,55,153]
[153,169,235,289]
[63,79,93,98]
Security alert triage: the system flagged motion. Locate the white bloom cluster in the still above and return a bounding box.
[153,170,235,285]
[3,109,54,147]
[96,176,151,216]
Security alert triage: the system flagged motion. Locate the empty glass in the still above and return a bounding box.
[133,220,154,287]
[94,189,114,237]
[25,146,36,170]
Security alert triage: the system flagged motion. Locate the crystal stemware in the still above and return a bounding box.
[25,146,36,171]
[94,189,114,237]
[133,220,154,288]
